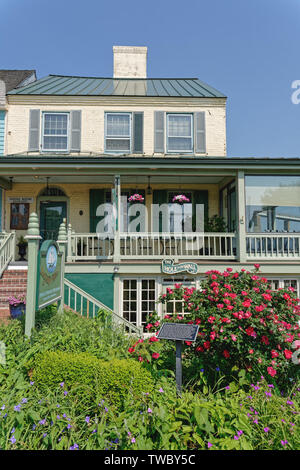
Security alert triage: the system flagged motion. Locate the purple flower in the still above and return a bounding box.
[131,438,136,443]
[264,427,270,433]
[147,408,152,413]
[14,405,21,412]
[9,435,16,444]
[67,424,72,429]
[63,391,68,396]
[281,440,288,446]
[70,443,79,450]
[85,416,90,423]
[159,388,164,393]
[21,398,27,404]
[39,419,46,425]
[43,433,47,438]
[59,382,64,388]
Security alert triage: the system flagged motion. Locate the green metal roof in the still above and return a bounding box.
[7,74,226,98]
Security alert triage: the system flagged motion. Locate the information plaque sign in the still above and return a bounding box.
[157,323,199,395]
[157,323,199,342]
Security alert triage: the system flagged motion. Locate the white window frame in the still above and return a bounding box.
[266,277,299,296]
[41,112,70,152]
[166,113,193,154]
[120,277,158,329]
[105,112,132,153]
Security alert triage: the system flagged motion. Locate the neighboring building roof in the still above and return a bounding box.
[0,70,36,92]
[7,74,226,98]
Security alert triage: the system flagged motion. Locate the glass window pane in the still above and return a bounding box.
[107,114,130,136]
[245,176,300,233]
[168,115,191,137]
[168,137,192,151]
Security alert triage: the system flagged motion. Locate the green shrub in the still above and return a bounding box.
[31,351,154,410]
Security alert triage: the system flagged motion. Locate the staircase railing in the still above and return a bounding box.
[64,278,143,336]
[0,232,16,277]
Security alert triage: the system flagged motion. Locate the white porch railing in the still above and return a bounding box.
[0,232,16,277]
[67,232,237,261]
[246,233,300,259]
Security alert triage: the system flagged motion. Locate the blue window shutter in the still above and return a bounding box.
[195,112,206,153]
[133,112,143,153]
[154,111,164,153]
[28,109,40,151]
[70,110,81,152]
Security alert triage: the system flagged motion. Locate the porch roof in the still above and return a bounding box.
[0,155,300,187]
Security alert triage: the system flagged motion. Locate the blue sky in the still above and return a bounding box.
[1,0,300,157]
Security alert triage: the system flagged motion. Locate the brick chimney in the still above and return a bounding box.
[113,46,147,78]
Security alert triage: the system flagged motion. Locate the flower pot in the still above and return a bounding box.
[17,243,27,261]
[10,303,25,319]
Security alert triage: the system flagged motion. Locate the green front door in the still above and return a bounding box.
[40,201,67,241]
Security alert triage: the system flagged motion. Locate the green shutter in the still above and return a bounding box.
[133,112,143,153]
[153,190,167,232]
[193,190,208,231]
[89,189,105,232]
[194,112,206,153]
[28,109,40,151]
[154,111,164,153]
[70,110,81,152]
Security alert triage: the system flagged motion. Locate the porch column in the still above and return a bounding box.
[236,170,247,263]
[113,175,121,263]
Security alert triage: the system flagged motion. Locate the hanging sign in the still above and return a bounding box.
[36,240,63,309]
[162,259,198,275]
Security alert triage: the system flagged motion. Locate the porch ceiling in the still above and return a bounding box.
[5,175,226,184]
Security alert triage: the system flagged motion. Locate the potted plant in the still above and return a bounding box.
[172,194,190,204]
[128,194,144,203]
[8,294,26,319]
[17,235,28,261]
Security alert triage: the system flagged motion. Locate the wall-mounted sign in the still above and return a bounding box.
[8,197,34,204]
[162,259,198,275]
[36,240,63,309]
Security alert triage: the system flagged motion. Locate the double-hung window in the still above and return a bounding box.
[167,114,193,152]
[105,112,131,153]
[42,113,69,151]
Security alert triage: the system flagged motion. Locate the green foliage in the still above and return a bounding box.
[31,351,154,410]
[131,266,300,390]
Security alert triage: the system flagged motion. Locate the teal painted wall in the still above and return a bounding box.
[65,273,114,310]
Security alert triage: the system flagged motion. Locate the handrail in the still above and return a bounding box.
[0,232,16,278]
[64,277,143,336]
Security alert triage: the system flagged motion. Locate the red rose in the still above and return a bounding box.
[203,341,211,350]
[284,349,293,359]
[152,352,160,359]
[128,347,135,353]
[223,350,230,359]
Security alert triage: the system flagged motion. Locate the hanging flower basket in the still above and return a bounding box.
[172,194,190,204]
[128,194,144,203]
[8,294,26,319]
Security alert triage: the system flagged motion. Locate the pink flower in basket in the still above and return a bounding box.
[172,194,190,203]
[8,294,26,306]
[128,194,144,203]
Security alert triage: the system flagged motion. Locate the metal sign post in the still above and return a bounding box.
[157,323,199,396]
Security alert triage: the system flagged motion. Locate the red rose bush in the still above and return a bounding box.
[129,266,300,387]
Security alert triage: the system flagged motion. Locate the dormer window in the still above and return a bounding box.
[42,112,69,151]
[105,112,131,153]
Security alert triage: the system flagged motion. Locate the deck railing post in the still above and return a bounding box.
[25,213,42,338]
[113,175,121,263]
[236,170,247,263]
[67,223,73,262]
[57,219,67,314]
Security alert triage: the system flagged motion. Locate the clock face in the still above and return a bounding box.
[46,245,58,274]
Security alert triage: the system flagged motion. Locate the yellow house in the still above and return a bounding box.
[1,46,300,328]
